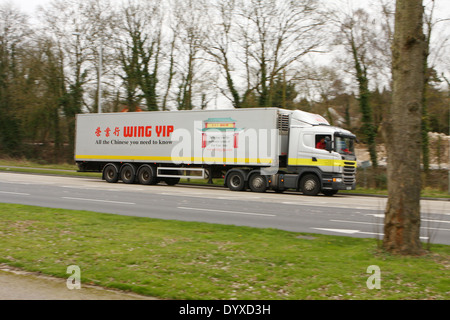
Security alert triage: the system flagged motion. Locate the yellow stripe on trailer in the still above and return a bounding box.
[75,155,273,165]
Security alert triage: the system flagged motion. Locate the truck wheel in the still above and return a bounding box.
[322,190,338,197]
[104,164,119,183]
[249,173,267,193]
[227,171,246,192]
[137,165,157,185]
[159,169,181,186]
[121,164,136,184]
[164,178,181,186]
[300,174,320,196]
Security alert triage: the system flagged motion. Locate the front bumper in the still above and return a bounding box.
[322,175,356,191]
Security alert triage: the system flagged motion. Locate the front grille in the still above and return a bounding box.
[343,163,356,185]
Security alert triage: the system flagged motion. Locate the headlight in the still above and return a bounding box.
[333,178,343,183]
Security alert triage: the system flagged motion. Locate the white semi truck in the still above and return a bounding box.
[75,108,357,196]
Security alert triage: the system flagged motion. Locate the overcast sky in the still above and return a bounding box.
[1,0,50,14]
[3,0,450,18]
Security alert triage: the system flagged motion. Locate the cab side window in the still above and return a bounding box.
[303,134,315,148]
[315,135,331,150]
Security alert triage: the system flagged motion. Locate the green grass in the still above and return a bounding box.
[0,203,448,300]
[341,188,450,199]
[0,166,101,177]
[0,158,78,170]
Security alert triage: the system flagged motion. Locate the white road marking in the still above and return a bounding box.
[178,207,276,217]
[365,214,385,218]
[312,227,429,240]
[0,191,30,196]
[62,197,135,205]
[332,219,450,232]
[423,219,450,224]
[331,219,382,226]
[312,228,360,234]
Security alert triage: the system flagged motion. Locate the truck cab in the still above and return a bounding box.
[282,110,357,196]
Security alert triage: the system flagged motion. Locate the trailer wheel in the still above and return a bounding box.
[300,174,320,196]
[227,171,246,192]
[249,173,267,193]
[137,165,157,185]
[103,164,119,183]
[121,164,136,184]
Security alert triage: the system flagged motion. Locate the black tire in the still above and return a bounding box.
[159,169,182,186]
[249,173,267,193]
[103,164,119,183]
[137,165,157,185]
[227,171,246,192]
[164,178,181,186]
[300,174,321,196]
[322,190,338,197]
[120,164,136,184]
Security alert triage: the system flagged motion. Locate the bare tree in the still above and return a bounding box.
[37,0,117,159]
[171,0,210,110]
[161,29,177,111]
[204,0,325,108]
[0,3,31,155]
[383,0,426,255]
[116,0,163,111]
[203,0,246,108]
[421,0,450,172]
[331,6,383,168]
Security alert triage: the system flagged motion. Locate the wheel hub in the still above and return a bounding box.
[304,179,316,191]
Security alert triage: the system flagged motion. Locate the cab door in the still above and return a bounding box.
[289,132,336,170]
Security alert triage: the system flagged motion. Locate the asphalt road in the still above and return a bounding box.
[0,172,449,245]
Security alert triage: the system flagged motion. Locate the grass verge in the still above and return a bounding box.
[0,203,448,300]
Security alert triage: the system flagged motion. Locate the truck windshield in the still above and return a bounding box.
[335,136,355,155]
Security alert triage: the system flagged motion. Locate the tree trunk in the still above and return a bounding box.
[383,0,426,255]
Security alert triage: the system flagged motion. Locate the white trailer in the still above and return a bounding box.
[75,108,357,196]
